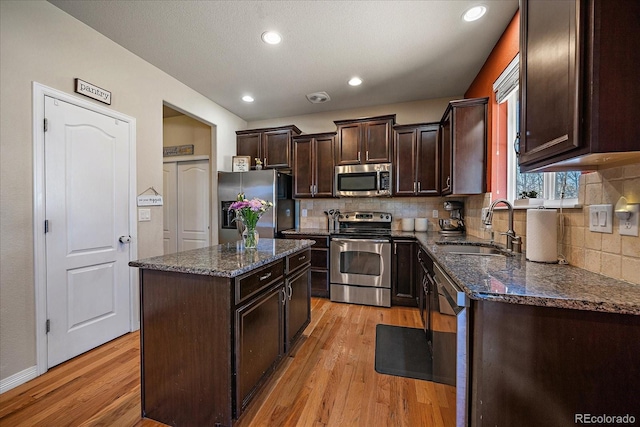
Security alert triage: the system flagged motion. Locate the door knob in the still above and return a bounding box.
[119,235,131,244]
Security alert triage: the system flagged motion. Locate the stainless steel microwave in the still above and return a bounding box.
[334,163,392,197]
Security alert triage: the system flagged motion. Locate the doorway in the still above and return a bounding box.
[33,83,137,373]
[162,105,215,253]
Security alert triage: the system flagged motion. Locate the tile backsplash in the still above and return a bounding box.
[465,163,640,285]
[298,197,465,232]
[298,163,640,285]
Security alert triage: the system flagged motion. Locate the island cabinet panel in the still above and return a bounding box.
[140,270,233,427]
[519,0,640,171]
[470,300,640,427]
[235,282,285,416]
[334,115,395,165]
[285,267,311,351]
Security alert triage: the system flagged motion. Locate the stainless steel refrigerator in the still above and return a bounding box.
[218,170,295,244]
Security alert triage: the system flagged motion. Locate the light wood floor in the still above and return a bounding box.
[0,298,455,427]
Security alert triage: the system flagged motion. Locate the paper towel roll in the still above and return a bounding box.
[526,209,558,263]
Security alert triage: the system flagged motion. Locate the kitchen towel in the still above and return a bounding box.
[526,209,558,263]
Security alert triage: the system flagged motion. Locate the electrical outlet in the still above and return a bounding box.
[432,209,439,218]
[588,204,613,233]
[619,204,639,237]
[301,209,307,217]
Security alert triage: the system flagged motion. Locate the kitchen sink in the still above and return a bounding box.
[436,243,506,256]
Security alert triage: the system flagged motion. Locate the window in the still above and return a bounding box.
[495,56,580,206]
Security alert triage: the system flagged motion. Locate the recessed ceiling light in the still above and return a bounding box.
[348,77,363,86]
[463,5,487,22]
[242,95,254,103]
[261,31,282,45]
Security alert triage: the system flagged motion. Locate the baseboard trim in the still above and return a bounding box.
[0,366,38,394]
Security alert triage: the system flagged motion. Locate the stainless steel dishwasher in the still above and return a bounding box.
[433,262,470,427]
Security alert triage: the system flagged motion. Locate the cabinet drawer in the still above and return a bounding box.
[287,249,311,274]
[235,259,284,305]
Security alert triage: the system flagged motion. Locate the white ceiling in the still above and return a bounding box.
[48,0,518,122]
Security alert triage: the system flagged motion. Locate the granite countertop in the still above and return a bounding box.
[129,238,315,278]
[286,228,639,315]
[282,228,331,236]
[407,232,640,315]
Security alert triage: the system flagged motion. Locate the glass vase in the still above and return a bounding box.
[242,227,259,249]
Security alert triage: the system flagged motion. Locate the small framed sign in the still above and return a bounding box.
[75,78,111,105]
[232,156,251,172]
[163,144,194,157]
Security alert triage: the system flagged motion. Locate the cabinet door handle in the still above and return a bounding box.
[310,185,314,194]
[287,283,293,299]
[514,133,520,157]
[357,152,361,162]
[417,182,421,192]
[281,288,287,304]
[298,255,306,261]
[366,150,369,161]
[446,176,451,187]
[413,182,416,193]
[259,272,272,281]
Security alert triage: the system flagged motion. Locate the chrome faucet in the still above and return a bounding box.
[483,199,522,253]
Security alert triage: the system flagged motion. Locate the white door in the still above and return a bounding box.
[163,160,210,253]
[45,95,131,368]
[177,160,210,251]
[163,162,178,254]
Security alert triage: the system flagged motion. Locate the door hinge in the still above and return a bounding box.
[46,319,50,333]
[44,220,49,233]
[44,118,48,132]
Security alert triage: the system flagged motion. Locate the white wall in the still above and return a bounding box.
[0,0,246,383]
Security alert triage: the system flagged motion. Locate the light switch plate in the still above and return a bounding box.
[432,209,439,218]
[588,204,613,233]
[619,204,639,237]
[138,208,151,222]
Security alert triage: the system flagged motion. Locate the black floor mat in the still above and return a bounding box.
[374,324,456,386]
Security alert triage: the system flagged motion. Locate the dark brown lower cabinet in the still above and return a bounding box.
[235,282,284,416]
[471,300,640,426]
[139,249,310,427]
[391,239,417,306]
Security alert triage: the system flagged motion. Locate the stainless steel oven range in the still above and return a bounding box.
[330,212,392,307]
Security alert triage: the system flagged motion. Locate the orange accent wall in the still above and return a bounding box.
[465,10,520,198]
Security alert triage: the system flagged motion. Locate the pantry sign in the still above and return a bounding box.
[75,78,111,105]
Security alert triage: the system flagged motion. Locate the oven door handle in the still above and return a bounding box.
[331,238,390,244]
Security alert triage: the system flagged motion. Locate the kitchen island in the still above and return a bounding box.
[129,238,314,427]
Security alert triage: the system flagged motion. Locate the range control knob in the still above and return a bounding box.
[385,215,390,220]
[345,214,350,218]
[380,214,384,219]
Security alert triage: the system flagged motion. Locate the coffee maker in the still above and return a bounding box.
[438,201,465,235]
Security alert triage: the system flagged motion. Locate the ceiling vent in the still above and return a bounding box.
[306,91,331,104]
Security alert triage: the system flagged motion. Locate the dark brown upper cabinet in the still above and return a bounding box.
[334,115,395,165]
[440,98,488,196]
[519,0,640,172]
[236,125,301,170]
[393,123,439,196]
[292,132,336,198]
